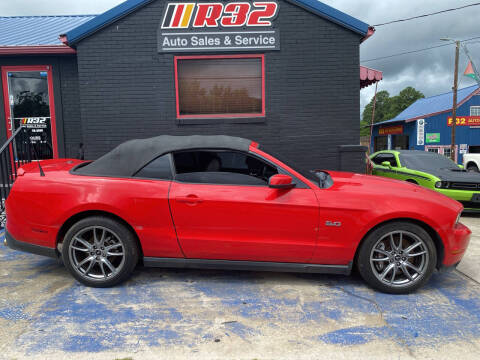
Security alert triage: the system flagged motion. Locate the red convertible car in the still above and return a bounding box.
[5,135,471,293]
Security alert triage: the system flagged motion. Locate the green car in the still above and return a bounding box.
[370,150,480,211]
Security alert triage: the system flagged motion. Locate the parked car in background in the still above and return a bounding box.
[463,153,480,172]
[5,136,470,294]
[370,150,480,211]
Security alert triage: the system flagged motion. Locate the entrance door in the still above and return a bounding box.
[1,65,58,159]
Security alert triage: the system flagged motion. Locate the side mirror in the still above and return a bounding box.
[381,161,392,168]
[268,174,296,189]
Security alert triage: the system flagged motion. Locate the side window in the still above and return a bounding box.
[173,150,278,185]
[372,154,387,165]
[373,154,397,167]
[134,154,172,179]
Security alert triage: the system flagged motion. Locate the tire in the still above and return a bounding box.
[405,179,418,185]
[356,221,436,294]
[62,216,139,287]
[467,164,479,172]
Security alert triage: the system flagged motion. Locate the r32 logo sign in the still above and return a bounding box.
[161,2,279,29]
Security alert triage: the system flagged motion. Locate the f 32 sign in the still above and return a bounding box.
[158,1,281,52]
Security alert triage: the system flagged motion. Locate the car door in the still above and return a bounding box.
[168,149,319,263]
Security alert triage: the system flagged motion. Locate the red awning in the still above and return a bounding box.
[360,66,382,89]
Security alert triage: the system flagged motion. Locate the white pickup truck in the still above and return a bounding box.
[463,153,480,172]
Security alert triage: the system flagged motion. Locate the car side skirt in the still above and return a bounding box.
[143,257,352,275]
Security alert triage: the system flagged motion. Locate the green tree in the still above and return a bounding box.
[360,87,424,136]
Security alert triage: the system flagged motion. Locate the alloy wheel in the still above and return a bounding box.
[370,230,429,287]
[68,226,125,280]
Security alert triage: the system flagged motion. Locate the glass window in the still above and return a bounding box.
[134,154,172,179]
[372,153,398,167]
[176,56,264,118]
[173,150,277,185]
[471,106,480,116]
[427,148,439,153]
[443,147,452,159]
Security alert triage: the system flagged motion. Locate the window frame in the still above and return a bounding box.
[170,148,308,188]
[174,54,265,120]
[373,153,398,167]
[471,106,480,116]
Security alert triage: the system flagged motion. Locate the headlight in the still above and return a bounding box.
[455,212,462,226]
[435,181,450,189]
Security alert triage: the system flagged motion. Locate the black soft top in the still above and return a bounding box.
[75,135,252,177]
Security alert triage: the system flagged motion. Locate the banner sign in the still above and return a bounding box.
[158,1,280,52]
[447,116,480,126]
[417,119,425,146]
[426,133,440,143]
[378,125,403,135]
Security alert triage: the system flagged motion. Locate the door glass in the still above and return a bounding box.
[7,71,54,159]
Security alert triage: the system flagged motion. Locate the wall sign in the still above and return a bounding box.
[417,119,425,146]
[158,1,280,52]
[425,133,440,143]
[447,116,480,126]
[378,125,403,135]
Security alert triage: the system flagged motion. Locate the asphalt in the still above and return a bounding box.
[0,217,479,360]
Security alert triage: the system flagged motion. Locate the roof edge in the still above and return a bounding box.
[374,86,480,126]
[63,0,156,46]
[285,0,370,36]
[64,0,372,46]
[0,45,76,55]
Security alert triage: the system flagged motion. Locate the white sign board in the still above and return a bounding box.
[417,119,425,146]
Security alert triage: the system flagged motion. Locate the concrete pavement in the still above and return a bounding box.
[0,219,479,360]
[457,215,480,283]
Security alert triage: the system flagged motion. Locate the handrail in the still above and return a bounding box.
[0,126,25,153]
[0,126,37,228]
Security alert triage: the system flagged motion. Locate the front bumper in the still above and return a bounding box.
[442,222,471,267]
[5,230,58,258]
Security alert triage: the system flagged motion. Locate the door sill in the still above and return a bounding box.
[143,257,352,275]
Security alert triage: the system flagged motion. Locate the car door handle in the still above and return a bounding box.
[175,195,203,204]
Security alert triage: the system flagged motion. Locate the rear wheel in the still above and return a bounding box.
[62,216,139,287]
[357,221,436,294]
[467,164,479,172]
[405,179,418,185]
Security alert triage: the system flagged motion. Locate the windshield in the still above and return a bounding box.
[399,152,459,171]
[258,144,319,182]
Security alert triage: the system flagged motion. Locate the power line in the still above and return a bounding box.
[361,36,480,63]
[373,2,480,26]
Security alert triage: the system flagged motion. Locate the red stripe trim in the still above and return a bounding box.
[172,4,185,28]
[0,46,76,55]
[174,54,266,119]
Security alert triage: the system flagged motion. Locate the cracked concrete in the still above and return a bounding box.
[0,217,479,360]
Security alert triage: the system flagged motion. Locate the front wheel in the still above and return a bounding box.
[62,216,139,287]
[357,221,436,294]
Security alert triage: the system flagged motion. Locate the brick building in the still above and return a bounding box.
[0,0,379,172]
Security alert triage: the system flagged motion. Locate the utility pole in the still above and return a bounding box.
[451,40,460,162]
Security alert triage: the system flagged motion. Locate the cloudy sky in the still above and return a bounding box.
[1,0,479,117]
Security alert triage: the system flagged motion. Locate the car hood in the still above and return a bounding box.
[325,170,462,211]
[422,168,480,182]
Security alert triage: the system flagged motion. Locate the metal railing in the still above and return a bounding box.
[0,126,35,227]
